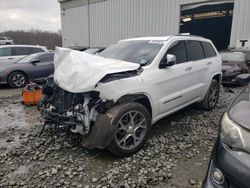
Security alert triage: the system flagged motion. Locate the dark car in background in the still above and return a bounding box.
[203,74,250,188]
[83,47,105,54]
[220,51,249,84]
[0,52,54,88]
[68,46,89,51]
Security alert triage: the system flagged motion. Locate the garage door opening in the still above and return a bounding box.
[180,2,234,51]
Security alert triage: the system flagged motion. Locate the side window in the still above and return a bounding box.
[37,54,54,63]
[0,37,5,40]
[0,47,11,56]
[186,40,205,61]
[201,42,217,58]
[27,47,44,55]
[167,41,187,64]
[12,47,28,56]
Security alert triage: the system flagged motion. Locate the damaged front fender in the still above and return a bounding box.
[81,113,115,149]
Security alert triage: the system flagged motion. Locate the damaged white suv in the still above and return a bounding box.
[38,36,222,156]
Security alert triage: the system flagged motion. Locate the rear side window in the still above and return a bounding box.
[12,47,28,56]
[38,53,54,62]
[167,41,187,64]
[27,47,44,55]
[202,42,217,58]
[186,41,205,61]
[0,37,5,40]
[0,47,11,56]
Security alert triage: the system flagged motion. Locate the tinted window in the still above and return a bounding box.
[99,40,164,65]
[167,41,187,64]
[186,41,205,61]
[37,53,54,62]
[0,47,11,56]
[202,42,217,58]
[0,37,5,40]
[27,47,44,55]
[12,47,28,56]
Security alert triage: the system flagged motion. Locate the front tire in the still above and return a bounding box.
[108,102,151,156]
[198,79,220,110]
[8,71,28,88]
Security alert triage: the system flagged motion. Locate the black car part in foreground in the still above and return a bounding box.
[203,74,250,188]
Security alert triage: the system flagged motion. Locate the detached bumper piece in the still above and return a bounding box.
[203,139,250,188]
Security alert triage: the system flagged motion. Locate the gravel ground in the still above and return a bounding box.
[0,85,242,188]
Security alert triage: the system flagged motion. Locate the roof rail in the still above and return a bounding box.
[176,34,206,38]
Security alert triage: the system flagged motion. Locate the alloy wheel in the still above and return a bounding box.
[208,82,219,108]
[115,111,147,151]
[12,73,26,87]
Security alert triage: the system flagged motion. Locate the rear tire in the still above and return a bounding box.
[198,79,220,110]
[8,71,28,88]
[108,102,151,156]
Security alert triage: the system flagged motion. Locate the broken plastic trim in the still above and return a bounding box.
[99,68,143,83]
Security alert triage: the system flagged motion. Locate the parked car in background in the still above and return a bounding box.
[0,37,14,45]
[220,51,249,84]
[203,74,250,188]
[84,47,105,54]
[0,45,49,65]
[68,46,89,51]
[39,36,222,156]
[0,52,54,88]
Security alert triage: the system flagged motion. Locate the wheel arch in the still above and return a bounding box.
[115,93,153,117]
[212,73,222,85]
[7,70,29,83]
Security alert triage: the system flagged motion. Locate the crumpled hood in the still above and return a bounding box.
[53,47,140,93]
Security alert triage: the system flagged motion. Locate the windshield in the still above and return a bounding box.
[98,40,164,65]
[220,52,246,62]
[17,53,38,63]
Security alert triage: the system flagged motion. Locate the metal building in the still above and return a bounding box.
[58,0,250,51]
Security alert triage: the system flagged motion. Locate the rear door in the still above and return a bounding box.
[29,53,54,80]
[11,47,29,63]
[185,40,209,99]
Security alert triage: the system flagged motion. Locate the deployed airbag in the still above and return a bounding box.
[53,47,140,93]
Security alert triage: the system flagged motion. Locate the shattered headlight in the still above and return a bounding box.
[221,113,250,153]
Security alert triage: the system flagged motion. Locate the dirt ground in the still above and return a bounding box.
[0,84,242,188]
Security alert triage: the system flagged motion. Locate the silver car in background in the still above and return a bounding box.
[0,45,49,65]
[0,37,14,45]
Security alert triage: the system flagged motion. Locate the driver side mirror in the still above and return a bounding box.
[236,74,250,85]
[159,54,176,69]
[31,59,40,64]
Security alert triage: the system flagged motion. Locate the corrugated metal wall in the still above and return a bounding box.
[61,0,208,47]
[230,0,250,47]
[60,0,250,48]
[61,5,89,47]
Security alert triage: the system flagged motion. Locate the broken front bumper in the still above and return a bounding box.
[40,106,116,149]
[40,108,82,126]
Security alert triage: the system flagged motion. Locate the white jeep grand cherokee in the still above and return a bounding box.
[39,35,222,156]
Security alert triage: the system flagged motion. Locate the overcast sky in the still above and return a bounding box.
[0,0,61,32]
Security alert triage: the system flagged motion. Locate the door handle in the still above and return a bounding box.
[206,62,212,65]
[185,66,192,71]
[8,58,14,60]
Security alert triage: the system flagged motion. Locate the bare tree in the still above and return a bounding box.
[0,30,62,50]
